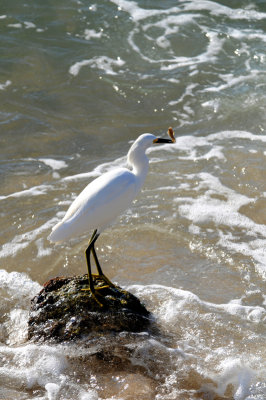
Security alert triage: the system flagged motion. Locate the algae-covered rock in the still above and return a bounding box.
[28,274,150,342]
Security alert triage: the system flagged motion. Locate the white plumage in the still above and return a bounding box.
[48,132,174,296]
[49,133,172,243]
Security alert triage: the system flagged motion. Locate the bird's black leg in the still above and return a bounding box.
[84,229,115,300]
[83,229,107,307]
[85,229,98,293]
[91,243,116,287]
[89,231,116,288]
[91,235,103,276]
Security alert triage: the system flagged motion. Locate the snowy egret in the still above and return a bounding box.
[49,129,175,301]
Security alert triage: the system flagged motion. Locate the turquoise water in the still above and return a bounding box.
[0,1,266,399]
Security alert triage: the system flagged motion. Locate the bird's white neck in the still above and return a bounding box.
[127,143,149,184]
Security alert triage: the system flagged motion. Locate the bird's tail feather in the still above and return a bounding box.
[48,221,68,243]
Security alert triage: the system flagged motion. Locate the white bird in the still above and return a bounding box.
[49,130,175,300]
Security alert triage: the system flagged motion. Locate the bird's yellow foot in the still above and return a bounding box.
[81,287,104,307]
[89,273,116,289]
[98,274,116,288]
[81,274,117,307]
[89,273,115,288]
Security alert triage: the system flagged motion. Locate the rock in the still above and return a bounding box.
[28,274,151,342]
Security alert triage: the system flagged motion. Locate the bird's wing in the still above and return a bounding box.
[62,168,137,225]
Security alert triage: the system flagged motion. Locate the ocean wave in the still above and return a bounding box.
[0,274,264,399]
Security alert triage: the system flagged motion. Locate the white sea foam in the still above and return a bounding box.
[0,184,53,200]
[130,284,265,329]
[0,270,99,396]
[38,157,67,170]
[128,284,264,399]
[132,24,223,69]
[4,309,29,345]
[69,56,125,76]
[0,217,58,259]
[177,172,252,224]
[0,280,264,399]
[35,237,53,258]
[111,0,169,21]
[0,271,40,345]
[227,27,266,43]
[143,13,198,49]
[0,344,68,388]
[0,269,41,304]
[0,342,100,399]
[184,1,266,21]
[204,71,259,93]
[84,28,103,40]
[169,83,198,106]
[109,0,266,83]
[212,359,254,400]
[177,171,266,274]
[61,130,265,277]
[149,130,266,160]
[63,155,126,181]
[45,383,61,400]
[113,0,225,70]
[0,80,11,90]
[207,130,266,143]
[148,129,266,276]
[8,23,22,28]
[24,21,36,29]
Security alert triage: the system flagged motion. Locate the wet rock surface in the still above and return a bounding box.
[28,274,151,342]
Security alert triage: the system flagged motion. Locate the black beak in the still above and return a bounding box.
[153,138,173,144]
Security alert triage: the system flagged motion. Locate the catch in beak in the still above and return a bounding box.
[153,127,176,144]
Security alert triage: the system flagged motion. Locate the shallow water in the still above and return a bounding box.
[0,0,266,399]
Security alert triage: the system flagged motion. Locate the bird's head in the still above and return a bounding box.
[134,127,176,150]
[127,128,175,171]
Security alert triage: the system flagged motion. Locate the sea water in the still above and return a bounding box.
[0,1,265,399]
